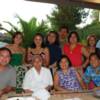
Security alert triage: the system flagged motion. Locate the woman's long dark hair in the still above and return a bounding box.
[45,31,60,46]
[31,33,45,48]
[68,31,80,43]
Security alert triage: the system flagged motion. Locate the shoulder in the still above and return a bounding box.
[43,47,49,53]
[69,67,76,72]
[25,67,34,76]
[21,47,26,53]
[85,66,93,73]
[6,65,16,74]
[42,67,50,72]
[77,43,84,48]
[6,44,13,49]
[44,47,49,51]
[63,43,69,50]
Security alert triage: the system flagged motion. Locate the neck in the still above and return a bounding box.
[36,46,42,50]
[35,67,41,74]
[0,65,6,71]
[89,46,95,48]
[13,44,20,47]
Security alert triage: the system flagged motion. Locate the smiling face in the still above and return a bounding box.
[32,55,43,70]
[34,35,43,47]
[47,33,56,44]
[13,34,23,45]
[69,33,78,44]
[88,36,96,47]
[0,50,11,67]
[59,28,68,39]
[90,54,100,68]
[60,57,69,70]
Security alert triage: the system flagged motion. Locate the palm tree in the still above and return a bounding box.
[0,15,48,48]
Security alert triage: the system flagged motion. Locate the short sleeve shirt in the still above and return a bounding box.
[0,65,16,90]
[83,66,100,86]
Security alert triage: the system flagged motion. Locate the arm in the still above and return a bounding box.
[54,72,71,92]
[23,89,33,93]
[82,46,89,68]
[44,47,50,67]
[76,71,87,90]
[22,48,26,64]
[27,48,32,63]
[0,86,15,97]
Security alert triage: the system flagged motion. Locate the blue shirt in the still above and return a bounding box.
[58,67,82,91]
[83,65,100,86]
[47,44,62,65]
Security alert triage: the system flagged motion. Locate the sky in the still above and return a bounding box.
[0,0,93,31]
[0,0,55,30]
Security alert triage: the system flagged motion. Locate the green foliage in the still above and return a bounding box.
[47,5,88,31]
[0,15,48,48]
[77,22,100,44]
[17,16,48,48]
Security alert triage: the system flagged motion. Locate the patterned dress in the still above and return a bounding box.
[10,53,27,92]
[58,67,82,91]
[83,65,100,86]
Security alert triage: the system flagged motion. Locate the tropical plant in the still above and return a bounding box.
[0,15,49,48]
[47,5,88,31]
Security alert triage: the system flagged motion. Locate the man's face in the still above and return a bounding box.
[59,28,68,39]
[0,50,11,66]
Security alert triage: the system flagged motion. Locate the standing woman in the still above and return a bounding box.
[27,33,50,67]
[45,31,62,75]
[63,31,89,76]
[6,32,26,91]
[86,34,100,58]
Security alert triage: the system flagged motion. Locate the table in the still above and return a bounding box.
[1,92,99,100]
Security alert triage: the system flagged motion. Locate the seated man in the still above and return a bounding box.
[0,47,16,97]
[83,53,100,89]
[22,55,53,93]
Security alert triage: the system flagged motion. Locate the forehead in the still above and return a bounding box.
[90,55,98,60]
[0,50,10,55]
[61,58,68,61]
[32,55,42,62]
[89,36,96,40]
[49,33,56,37]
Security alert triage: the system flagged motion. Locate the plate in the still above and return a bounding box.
[93,90,100,98]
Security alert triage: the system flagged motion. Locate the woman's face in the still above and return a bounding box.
[13,34,23,45]
[88,37,96,47]
[69,33,78,44]
[60,58,69,70]
[90,55,99,68]
[47,33,56,44]
[34,35,43,47]
[32,56,42,69]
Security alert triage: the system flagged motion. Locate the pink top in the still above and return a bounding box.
[63,43,83,68]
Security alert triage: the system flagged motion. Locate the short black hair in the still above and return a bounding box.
[59,26,69,33]
[68,31,80,43]
[46,31,60,46]
[0,47,12,57]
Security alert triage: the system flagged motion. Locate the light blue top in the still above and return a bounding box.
[83,65,100,86]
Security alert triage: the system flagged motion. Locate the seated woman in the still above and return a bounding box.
[22,55,53,93]
[83,53,100,90]
[54,55,86,92]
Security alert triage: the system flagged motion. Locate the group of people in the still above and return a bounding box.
[0,26,100,97]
